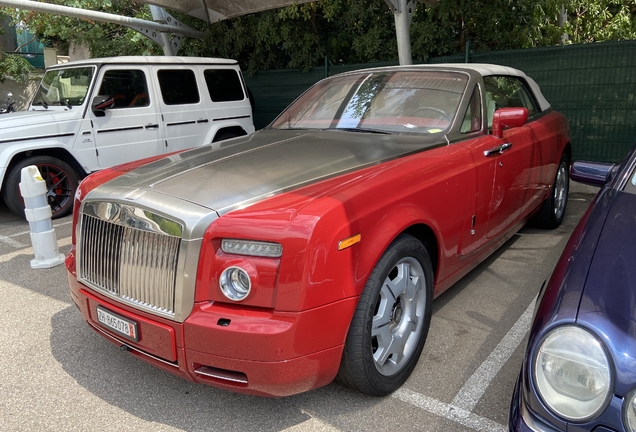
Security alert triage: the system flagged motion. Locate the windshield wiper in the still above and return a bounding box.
[333,127,392,135]
[32,99,49,109]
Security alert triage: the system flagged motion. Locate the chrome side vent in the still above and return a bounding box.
[77,202,183,318]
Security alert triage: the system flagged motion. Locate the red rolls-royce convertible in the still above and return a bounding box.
[66,64,570,397]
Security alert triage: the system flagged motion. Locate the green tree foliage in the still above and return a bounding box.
[183,0,636,72]
[1,0,635,75]
[1,0,159,57]
[0,11,33,81]
[0,51,33,82]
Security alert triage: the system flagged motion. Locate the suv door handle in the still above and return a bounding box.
[484,142,513,157]
[145,123,159,129]
[197,118,209,123]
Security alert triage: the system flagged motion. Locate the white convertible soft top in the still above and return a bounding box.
[426,63,550,112]
[346,63,552,112]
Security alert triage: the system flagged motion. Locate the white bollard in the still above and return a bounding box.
[19,165,65,269]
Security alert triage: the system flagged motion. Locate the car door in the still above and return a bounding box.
[482,76,541,239]
[153,67,210,152]
[90,66,164,168]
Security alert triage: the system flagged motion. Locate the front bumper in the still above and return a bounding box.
[509,372,561,432]
[509,369,623,432]
[68,270,357,397]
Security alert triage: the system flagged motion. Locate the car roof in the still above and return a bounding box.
[335,63,551,112]
[47,56,238,69]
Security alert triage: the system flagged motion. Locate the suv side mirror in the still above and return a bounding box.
[491,107,528,138]
[92,95,115,117]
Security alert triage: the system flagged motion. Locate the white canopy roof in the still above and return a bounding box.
[139,0,440,23]
[140,0,316,23]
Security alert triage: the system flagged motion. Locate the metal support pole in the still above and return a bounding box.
[150,6,175,56]
[0,0,203,55]
[385,0,415,65]
[558,5,569,44]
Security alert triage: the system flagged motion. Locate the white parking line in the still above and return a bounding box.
[450,297,535,412]
[0,236,71,264]
[0,235,28,248]
[392,297,535,431]
[393,388,507,432]
[0,220,72,249]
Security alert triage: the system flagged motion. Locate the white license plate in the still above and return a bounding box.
[96,306,139,341]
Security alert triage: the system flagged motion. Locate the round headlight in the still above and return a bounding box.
[219,266,251,301]
[624,388,636,431]
[533,326,612,422]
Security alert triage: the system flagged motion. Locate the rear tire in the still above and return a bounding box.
[532,153,569,229]
[2,156,78,219]
[338,234,433,396]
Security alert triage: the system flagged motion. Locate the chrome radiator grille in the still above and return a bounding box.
[77,203,182,318]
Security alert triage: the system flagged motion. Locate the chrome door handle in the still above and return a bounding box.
[484,142,513,157]
[145,123,159,129]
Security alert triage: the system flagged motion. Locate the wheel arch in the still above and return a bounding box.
[5,147,88,179]
[402,223,439,279]
[352,213,442,300]
[212,126,248,142]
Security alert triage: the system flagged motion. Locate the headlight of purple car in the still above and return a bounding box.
[624,388,636,431]
[533,326,612,422]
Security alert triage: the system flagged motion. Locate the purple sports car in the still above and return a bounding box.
[510,143,636,431]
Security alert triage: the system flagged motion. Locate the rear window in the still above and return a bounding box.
[157,69,200,105]
[204,69,245,102]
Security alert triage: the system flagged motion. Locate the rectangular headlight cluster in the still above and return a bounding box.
[221,239,283,258]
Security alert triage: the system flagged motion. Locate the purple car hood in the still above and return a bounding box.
[577,190,636,396]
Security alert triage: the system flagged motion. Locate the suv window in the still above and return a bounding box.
[204,69,245,102]
[157,69,200,105]
[484,76,538,128]
[98,69,149,108]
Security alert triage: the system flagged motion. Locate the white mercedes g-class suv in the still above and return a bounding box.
[0,56,255,218]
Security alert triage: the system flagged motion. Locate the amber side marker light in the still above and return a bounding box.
[338,234,361,251]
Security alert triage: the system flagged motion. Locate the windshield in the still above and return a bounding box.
[32,66,95,108]
[271,71,468,134]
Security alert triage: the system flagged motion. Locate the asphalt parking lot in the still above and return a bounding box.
[0,182,598,432]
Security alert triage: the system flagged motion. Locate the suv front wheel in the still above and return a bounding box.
[2,156,79,219]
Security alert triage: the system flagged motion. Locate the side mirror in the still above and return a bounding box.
[570,161,615,187]
[92,95,114,117]
[491,107,528,138]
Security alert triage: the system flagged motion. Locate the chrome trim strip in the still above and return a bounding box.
[82,201,184,236]
[166,120,197,127]
[96,126,144,134]
[194,366,248,384]
[0,132,75,145]
[213,115,251,121]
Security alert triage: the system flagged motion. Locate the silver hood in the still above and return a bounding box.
[101,129,446,216]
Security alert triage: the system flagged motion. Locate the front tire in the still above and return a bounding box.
[532,153,569,229]
[2,156,79,219]
[338,234,434,396]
